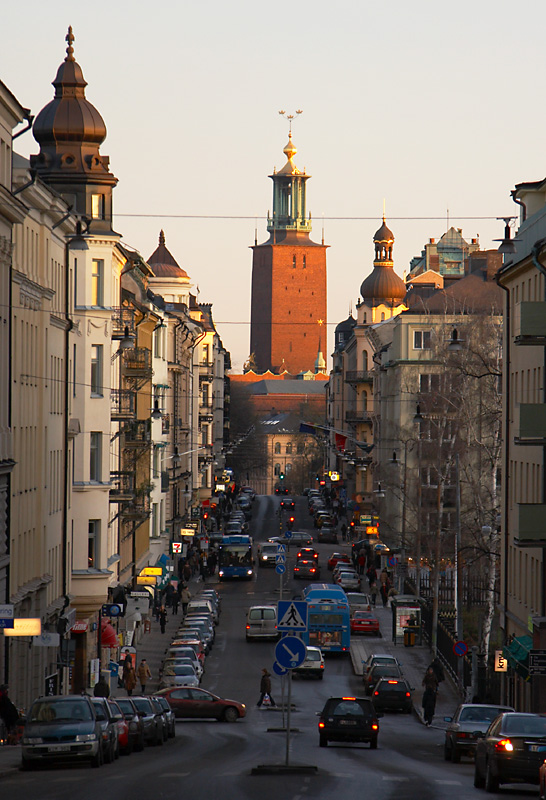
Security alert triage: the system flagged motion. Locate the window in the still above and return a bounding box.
[286,443,293,454]
[274,442,281,454]
[89,432,102,481]
[292,255,296,268]
[414,330,431,350]
[91,259,104,306]
[286,462,292,471]
[91,194,105,219]
[297,441,304,454]
[152,503,159,538]
[274,463,281,476]
[90,345,103,395]
[303,255,306,269]
[419,374,440,393]
[88,520,99,567]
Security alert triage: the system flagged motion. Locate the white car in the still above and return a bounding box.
[161,656,203,680]
[335,571,361,590]
[292,646,325,679]
[159,664,200,690]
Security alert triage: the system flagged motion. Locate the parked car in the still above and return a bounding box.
[318,696,381,748]
[372,678,413,713]
[161,650,203,678]
[363,653,402,674]
[187,598,218,624]
[22,695,103,769]
[292,646,325,680]
[156,687,246,722]
[346,592,372,615]
[474,712,546,791]
[107,700,131,755]
[351,610,380,636]
[153,695,176,738]
[159,664,200,690]
[246,605,278,640]
[364,663,404,694]
[168,640,206,665]
[175,626,211,652]
[115,697,145,752]
[444,703,515,762]
[89,697,119,763]
[293,559,320,580]
[130,696,164,746]
[149,696,169,742]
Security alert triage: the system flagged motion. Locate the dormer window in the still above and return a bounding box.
[91,194,105,219]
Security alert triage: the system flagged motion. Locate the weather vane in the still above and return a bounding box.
[278,109,303,134]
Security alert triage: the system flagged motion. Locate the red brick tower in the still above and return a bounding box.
[250,132,327,374]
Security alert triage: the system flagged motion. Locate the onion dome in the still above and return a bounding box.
[33,27,107,161]
[147,230,188,278]
[360,217,406,304]
[278,132,301,175]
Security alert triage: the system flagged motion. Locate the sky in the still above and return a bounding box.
[2,0,544,370]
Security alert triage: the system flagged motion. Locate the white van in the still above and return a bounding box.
[186,599,218,624]
[246,605,279,640]
[257,543,279,567]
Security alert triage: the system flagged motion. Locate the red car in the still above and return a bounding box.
[108,699,131,755]
[328,552,351,571]
[351,611,380,636]
[156,687,246,722]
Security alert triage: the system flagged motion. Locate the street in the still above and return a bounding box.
[0,496,538,799]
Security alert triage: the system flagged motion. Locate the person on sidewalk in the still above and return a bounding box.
[422,687,436,726]
[0,685,19,742]
[137,659,152,694]
[370,582,378,606]
[180,585,191,615]
[124,665,137,697]
[93,677,110,698]
[159,606,167,634]
[429,657,445,685]
[171,593,179,615]
[422,666,439,693]
[256,668,276,707]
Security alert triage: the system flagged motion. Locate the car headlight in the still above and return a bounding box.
[23,737,43,745]
[75,733,97,742]
[247,569,253,575]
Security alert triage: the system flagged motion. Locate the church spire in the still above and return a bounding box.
[267,130,312,242]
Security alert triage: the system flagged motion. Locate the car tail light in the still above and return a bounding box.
[342,697,356,701]
[246,625,250,630]
[387,680,398,684]
[457,732,471,738]
[372,723,379,730]
[405,692,411,697]
[496,739,513,752]
[318,722,325,729]
[373,691,379,696]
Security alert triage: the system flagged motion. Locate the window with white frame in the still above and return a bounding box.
[89,432,102,481]
[414,330,431,350]
[90,345,103,396]
[91,194,105,219]
[91,259,104,306]
[88,520,100,567]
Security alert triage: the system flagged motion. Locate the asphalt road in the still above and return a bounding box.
[0,495,536,799]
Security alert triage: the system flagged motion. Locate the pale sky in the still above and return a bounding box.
[3,0,543,369]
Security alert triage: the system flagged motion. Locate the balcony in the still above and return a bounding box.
[516,504,546,546]
[345,410,373,424]
[111,307,136,339]
[110,472,134,502]
[122,493,151,520]
[198,362,214,380]
[111,389,136,420]
[345,370,374,384]
[515,404,546,446]
[123,419,151,447]
[514,302,546,346]
[122,347,152,377]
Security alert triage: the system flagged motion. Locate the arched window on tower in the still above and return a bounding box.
[362,350,368,370]
[274,442,281,454]
[293,255,296,268]
[303,255,307,269]
[286,462,292,472]
[286,443,293,454]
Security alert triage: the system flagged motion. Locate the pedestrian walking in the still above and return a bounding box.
[380,582,389,607]
[159,606,167,634]
[256,668,276,707]
[340,522,347,541]
[0,685,19,742]
[183,561,191,583]
[137,659,152,694]
[422,666,439,693]
[366,565,377,589]
[370,582,378,606]
[429,657,445,685]
[171,593,179,615]
[152,598,160,622]
[422,687,436,726]
[180,585,191,615]
[357,552,366,575]
[124,665,137,697]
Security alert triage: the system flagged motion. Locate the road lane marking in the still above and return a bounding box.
[435,780,462,785]
[161,772,191,777]
[382,776,408,781]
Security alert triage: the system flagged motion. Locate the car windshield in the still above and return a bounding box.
[306,651,321,662]
[132,698,153,713]
[329,700,367,716]
[459,706,504,723]
[165,666,194,676]
[29,699,93,723]
[503,715,546,735]
[116,700,134,715]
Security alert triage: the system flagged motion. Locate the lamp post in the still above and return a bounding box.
[391,443,409,592]
[413,405,424,598]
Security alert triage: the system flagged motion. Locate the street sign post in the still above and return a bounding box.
[275,563,286,575]
[275,636,307,669]
[453,640,468,657]
[529,649,546,675]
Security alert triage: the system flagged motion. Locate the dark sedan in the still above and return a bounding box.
[156,687,246,722]
[364,663,404,694]
[293,559,320,580]
[474,712,546,792]
[318,696,380,748]
[372,678,413,713]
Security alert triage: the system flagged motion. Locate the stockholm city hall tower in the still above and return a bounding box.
[250,131,327,374]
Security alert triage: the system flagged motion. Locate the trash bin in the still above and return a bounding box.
[403,628,415,647]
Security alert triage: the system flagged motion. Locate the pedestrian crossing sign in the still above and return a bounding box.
[277,600,308,632]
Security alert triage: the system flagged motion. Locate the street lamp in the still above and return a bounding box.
[448,328,464,352]
[151,400,162,421]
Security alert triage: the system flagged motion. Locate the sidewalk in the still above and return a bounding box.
[350,603,462,729]
[0,573,208,778]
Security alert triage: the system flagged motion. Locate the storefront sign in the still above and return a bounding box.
[4,618,42,636]
[72,621,88,633]
[140,567,162,576]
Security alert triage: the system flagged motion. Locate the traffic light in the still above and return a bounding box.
[279,472,285,481]
[287,516,295,530]
[203,511,209,521]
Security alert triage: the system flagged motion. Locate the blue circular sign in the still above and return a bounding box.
[453,640,468,657]
[284,531,293,539]
[275,635,307,669]
[275,563,286,574]
[388,556,398,567]
[273,661,288,676]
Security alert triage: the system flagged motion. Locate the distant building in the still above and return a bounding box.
[250,132,327,374]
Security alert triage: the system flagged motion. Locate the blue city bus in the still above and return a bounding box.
[218,535,253,580]
[301,584,351,653]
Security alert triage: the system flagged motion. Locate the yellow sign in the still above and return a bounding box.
[136,576,157,586]
[366,526,378,535]
[180,528,196,536]
[329,472,340,482]
[494,650,508,672]
[4,618,42,636]
[140,567,162,576]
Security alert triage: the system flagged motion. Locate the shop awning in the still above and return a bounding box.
[503,634,532,679]
[100,618,119,649]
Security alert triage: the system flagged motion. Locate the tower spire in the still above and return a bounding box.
[65,26,75,62]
